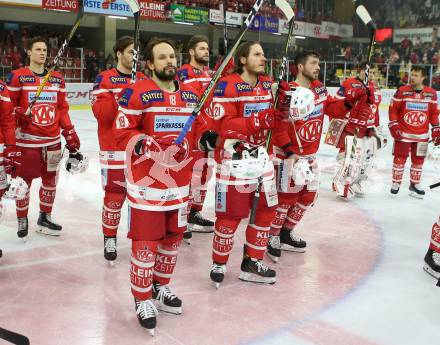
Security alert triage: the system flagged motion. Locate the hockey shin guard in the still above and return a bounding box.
[212,218,240,264]
[430,218,440,252]
[153,232,182,285]
[269,203,290,236]
[102,191,125,237]
[131,240,157,300]
[392,156,406,184]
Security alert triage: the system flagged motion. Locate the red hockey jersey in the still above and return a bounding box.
[335,77,381,129]
[272,80,348,157]
[177,64,212,95]
[389,85,439,142]
[92,68,147,169]
[0,81,15,146]
[114,79,203,211]
[211,73,275,184]
[6,67,72,147]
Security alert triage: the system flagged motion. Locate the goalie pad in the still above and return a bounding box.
[333,135,377,199]
[4,176,29,200]
[325,118,348,147]
[65,151,89,174]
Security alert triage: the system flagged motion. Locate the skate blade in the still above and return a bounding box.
[409,192,424,199]
[36,227,61,237]
[183,238,191,245]
[148,329,155,336]
[21,236,28,243]
[188,223,214,233]
[266,252,280,263]
[280,244,306,253]
[154,302,182,315]
[423,264,440,279]
[215,282,220,289]
[108,260,115,267]
[238,272,276,285]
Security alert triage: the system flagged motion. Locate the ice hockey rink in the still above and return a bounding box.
[0,106,439,345]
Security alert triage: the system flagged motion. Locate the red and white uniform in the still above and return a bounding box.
[0,81,15,197]
[389,85,439,185]
[334,77,381,150]
[6,68,73,218]
[430,216,440,254]
[177,64,213,213]
[113,78,204,301]
[270,80,348,237]
[210,73,277,264]
[92,68,147,237]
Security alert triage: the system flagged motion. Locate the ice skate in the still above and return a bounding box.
[280,228,307,253]
[17,217,28,242]
[183,229,192,244]
[187,208,214,233]
[104,236,117,266]
[409,183,425,199]
[210,263,227,289]
[152,282,182,315]
[266,235,281,263]
[36,212,62,236]
[135,298,158,336]
[239,256,276,284]
[423,249,440,279]
[390,182,400,195]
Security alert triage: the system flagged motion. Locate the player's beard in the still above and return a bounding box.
[194,54,209,66]
[302,68,319,82]
[155,66,176,81]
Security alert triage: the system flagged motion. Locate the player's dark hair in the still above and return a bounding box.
[113,36,134,62]
[233,41,261,74]
[411,65,427,77]
[145,37,176,63]
[28,36,48,50]
[294,50,320,67]
[186,35,209,53]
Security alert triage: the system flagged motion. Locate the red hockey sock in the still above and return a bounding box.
[102,191,125,237]
[39,184,56,214]
[410,164,423,185]
[285,203,310,231]
[153,233,182,285]
[131,240,158,301]
[16,184,31,218]
[392,157,406,184]
[212,218,240,264]
[269,203,290,236]
[430,218,440,252]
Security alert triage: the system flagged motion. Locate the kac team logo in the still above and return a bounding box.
[299,119,322,142]
[404,111,427,126]
[32,104,56,126]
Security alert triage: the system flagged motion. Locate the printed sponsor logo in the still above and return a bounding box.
[422,92,434,99]
[404,111,427,126]
[118,88,134,107]
[19,75,36,83]
[28,92,57,103]
[235,82,252,93]
[261,81,272,90]
[299,119,322,142]
[307,103,323,119]
[402,91,414,96]
[243,102,270,117]
[214,81,227,96]
[405,102,428,111]
[140,90,164,104]
[177,69,188,81]
[350,83,363,88]
[109,76,128,84]
[32,104,56,126]
[48,76,62,85]
[154,115,190,132]
[137,249,154,262]
[180,90,198,102]
[314,86,326,94]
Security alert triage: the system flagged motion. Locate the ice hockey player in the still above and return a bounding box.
[113,37,222,334]
[328,62,384,199]
[388,66,439,198]
[267,51,356,263]
[92,36,147,265]
[424,217,440,280]
[177,35,215,240]
[6,36,81,239]
[208,41,288,287]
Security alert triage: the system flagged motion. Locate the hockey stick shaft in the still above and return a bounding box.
[249,6,296,225]
[175,0,267,145]
[430,181,440,189]
[222,0,228,52]
[26,0,84,114]
[125,0,141,83]
[356,5,376,86]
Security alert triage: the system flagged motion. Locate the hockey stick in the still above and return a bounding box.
[356,5,376,86]
[125,0,141,83]
[249,4,296,224]
[0,327,29,345]
[26,0,84,115]
[429,181,440,189]
[222,0,228,53]
[175,0,294,145]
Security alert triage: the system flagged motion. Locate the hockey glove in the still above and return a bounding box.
[345,86,367,105]
[275,81,293,116]
[199,130,247,152]
[3,145,21,176]
[432,126,440,146]
[388,121,402,140]
[13,106,32,128]
[249,109,282,131]
[62,126,81,152]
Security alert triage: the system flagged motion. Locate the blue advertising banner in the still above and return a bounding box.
[250,15,279,33]
[84,0,133,17]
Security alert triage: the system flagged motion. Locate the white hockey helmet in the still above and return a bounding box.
[65,151,89,174]
[227,146,270,180]
[291,158,316,186]
[4,176,29,200]
[289,87,315,122]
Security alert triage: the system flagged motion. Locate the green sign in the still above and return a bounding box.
[170,4,185,22]
[184,7,209,24]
